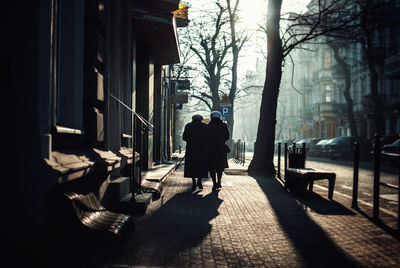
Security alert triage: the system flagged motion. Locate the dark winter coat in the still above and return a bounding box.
[183,119,209,178]
[207,118,230,171]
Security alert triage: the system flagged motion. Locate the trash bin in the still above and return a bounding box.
[288,147,306,168]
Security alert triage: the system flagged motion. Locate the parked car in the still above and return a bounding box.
[320,138,335,156]
[293,138,321,149]
[380,135,400,146]
[380,139,399,165]
[294,139,305,147]
[325,136,372,160]
[381,139,400,161]
[288,139,302,148]
[302,138,323,156]
[369,135,400,155]
[381,139,400,153]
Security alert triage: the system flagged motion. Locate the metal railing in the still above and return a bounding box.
[110,93,154,195]
[234,140,246,165]
[352,134,399,229]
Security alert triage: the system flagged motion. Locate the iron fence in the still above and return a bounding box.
[234,140,246,165]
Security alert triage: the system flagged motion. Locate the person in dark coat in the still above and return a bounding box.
[207,111,230,190]
[183,114,209,190]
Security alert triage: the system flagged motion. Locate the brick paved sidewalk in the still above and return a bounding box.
[108,160,400,268]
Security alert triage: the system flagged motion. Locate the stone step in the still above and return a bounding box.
[118,193,153,215]
[109,176,131,205]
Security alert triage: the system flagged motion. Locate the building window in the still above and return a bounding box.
[325,85,333,102]
[325,50,331,68]
[56,0,85,131]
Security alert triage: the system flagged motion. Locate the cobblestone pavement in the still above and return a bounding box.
[108,160,400,268]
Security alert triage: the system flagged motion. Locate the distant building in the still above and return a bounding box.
[277,1,400,140]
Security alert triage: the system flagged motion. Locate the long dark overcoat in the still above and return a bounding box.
[207,118,229,171]
[183,119,209,178]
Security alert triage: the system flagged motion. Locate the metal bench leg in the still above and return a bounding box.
[308,181,314,192]
[328,177,335,200]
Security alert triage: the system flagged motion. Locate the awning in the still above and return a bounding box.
[132,6,180,65]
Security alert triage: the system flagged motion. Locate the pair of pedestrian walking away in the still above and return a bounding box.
[183,111,230,191]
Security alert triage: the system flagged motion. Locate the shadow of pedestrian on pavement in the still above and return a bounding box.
[251,175,362,268]
[116,190,223,266]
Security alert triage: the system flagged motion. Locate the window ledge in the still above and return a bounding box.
[56,125,85,135]
[45,149,121,183]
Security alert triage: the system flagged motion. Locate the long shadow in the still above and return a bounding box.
[252,175,362,268]
[117,190,223,266]
[294,192,356,216]
[354,208,400,241]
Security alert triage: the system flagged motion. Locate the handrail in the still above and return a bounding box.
[109,93,154,129]
[109,93,154,195]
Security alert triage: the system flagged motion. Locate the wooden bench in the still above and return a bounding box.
[285,168,336,200]
[54,192,135,246]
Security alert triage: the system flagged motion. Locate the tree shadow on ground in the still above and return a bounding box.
[251,175,362,268]
[115,190,223,266]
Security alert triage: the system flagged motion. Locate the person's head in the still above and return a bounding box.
[192,114,203,121]
[210,111,221,121]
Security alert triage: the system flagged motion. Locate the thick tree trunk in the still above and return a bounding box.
[365,45,385,135]
[361,1,385,135]
[330,43,358,136]
[248,0,283,176]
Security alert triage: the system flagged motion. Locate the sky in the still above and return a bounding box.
[185,0,310,29]
[239,0,310,30]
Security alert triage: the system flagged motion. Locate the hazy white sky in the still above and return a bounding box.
[185,0,310,29]
[239,0,310,30]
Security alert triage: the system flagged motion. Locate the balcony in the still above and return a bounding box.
[312,69,332,82]
[385,54,400,79]
[320,102,336,113]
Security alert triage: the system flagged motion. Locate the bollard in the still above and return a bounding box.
[235,141,239,162]
[373,134,381,220]
[284,143,288,178]
[179,145,182,154]
[302,142,306,168]
[278,143,281,179]
[352,142,360,208]
[243,141,246,165]
[398,142,400,230]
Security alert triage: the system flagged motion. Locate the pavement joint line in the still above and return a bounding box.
[312,184,398,218]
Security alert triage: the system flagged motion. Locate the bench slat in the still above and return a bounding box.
[285,168,336,200]
[59,192,135,240]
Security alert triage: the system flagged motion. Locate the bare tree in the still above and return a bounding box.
[176,1,248,146]
[184,3,232,111]
[328,41,358,136]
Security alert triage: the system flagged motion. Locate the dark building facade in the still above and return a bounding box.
[3,0,184,265]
